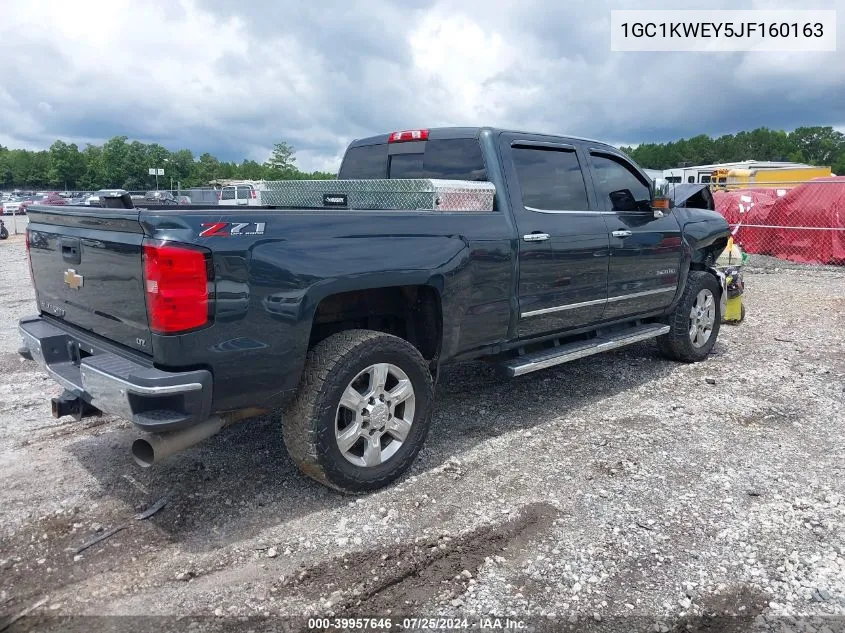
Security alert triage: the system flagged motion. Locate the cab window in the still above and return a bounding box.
[590,154,651,212]
[510,146,588,210]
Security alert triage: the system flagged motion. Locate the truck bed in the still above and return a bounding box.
[24,201,515,414]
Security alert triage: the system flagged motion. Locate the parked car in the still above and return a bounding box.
[85,189,128,205]
[68,193,90,206]
[175,195,192,205]
[20,193,67,213]
[145,190,175,202]
[19,126,730,494]
[2,196,31,215]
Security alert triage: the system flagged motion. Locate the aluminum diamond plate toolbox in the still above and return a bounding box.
[259,179,495,212]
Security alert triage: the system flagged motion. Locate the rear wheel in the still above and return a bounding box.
[658,271,721,362]
[283,330,434,493]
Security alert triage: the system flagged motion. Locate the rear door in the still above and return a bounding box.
[236,185,254,206]
[587,150,682,320]
[499,134,610,338]
[26,207,152,354]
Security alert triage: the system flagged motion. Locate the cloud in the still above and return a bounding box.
[0,0,843,171]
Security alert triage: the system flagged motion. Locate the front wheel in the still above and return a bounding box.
[658,271,721,362]
[283,330,434,493]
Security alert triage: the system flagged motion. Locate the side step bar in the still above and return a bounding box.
[499,323,670,377]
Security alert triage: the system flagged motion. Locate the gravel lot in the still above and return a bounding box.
[1,233,843,633]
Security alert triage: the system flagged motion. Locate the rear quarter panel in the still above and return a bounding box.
[141,209,515,412]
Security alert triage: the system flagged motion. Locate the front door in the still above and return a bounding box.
[499,135,610,338]
[587,151,683,320]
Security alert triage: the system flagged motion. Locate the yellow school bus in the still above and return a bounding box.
[711,166,831,189]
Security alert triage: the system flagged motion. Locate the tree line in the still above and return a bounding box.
[2,126,843,191]
[0,138,335,192]
[620,126,845,174]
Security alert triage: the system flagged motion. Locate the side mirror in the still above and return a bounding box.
[609,189,638,212]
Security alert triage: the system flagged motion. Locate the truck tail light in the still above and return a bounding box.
[143,241,212,334]
[250,189,257,199]
[388,129,429,143]
[217,191,222,200]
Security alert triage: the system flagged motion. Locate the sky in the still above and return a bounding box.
[1,0,844,172]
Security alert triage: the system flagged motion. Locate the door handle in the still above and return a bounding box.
[523,232,550,242]
[611,230,632,238]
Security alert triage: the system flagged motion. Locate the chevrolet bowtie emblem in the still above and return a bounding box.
[63,269,84,290]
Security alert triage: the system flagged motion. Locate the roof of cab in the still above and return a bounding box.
[346,127,618,152]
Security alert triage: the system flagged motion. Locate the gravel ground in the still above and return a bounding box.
[0,233,844,633]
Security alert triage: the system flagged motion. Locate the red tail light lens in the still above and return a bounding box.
[250,189,257,199]
[143,242,211,334]
[217,191,222,200]
[388,129,429,143]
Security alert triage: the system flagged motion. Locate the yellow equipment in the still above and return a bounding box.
[711,166,831,190]
[718,237,746,324]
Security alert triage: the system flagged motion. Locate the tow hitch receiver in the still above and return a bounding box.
[51,391,101,421]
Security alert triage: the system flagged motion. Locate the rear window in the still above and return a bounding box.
[221,187,235,200]
[339,139,486,181]
[237,186,253,199]
[338,144,387,179]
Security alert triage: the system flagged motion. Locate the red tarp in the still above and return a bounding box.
[713,188,781,254]
[714,179,845,264]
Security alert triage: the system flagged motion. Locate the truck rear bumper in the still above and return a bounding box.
[19,316,212,432]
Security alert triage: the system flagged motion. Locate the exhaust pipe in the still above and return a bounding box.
[132,417,225,467]
[131,408,267,468]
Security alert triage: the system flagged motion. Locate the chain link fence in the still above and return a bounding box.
[710,179,845,267]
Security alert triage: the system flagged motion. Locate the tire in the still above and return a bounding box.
[0,226,8,240]
[658,271,721,362]
[282,329,434,493]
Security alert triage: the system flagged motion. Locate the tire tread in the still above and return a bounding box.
[282,329,432,493]
[658,271,721,363]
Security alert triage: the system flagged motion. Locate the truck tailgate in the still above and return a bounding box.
[26,206,152,354]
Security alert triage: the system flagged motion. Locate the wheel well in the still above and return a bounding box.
[690,236,729,270]
[310,286,442,360]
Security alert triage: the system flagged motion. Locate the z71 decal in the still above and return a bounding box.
[200,222,266,237]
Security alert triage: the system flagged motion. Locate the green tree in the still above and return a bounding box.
[101,136,130,188]
[264,141,297,177]
[79,145,105,190]
[168,149,195,188]
[238,159,265,180]
[48,141,85,190]
[624,126,845,170]
[789,126,845,165]
[195,152,221,184]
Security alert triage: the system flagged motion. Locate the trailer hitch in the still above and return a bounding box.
[51,391,101,421]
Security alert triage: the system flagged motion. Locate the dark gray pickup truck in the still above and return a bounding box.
[19,127,730,493]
